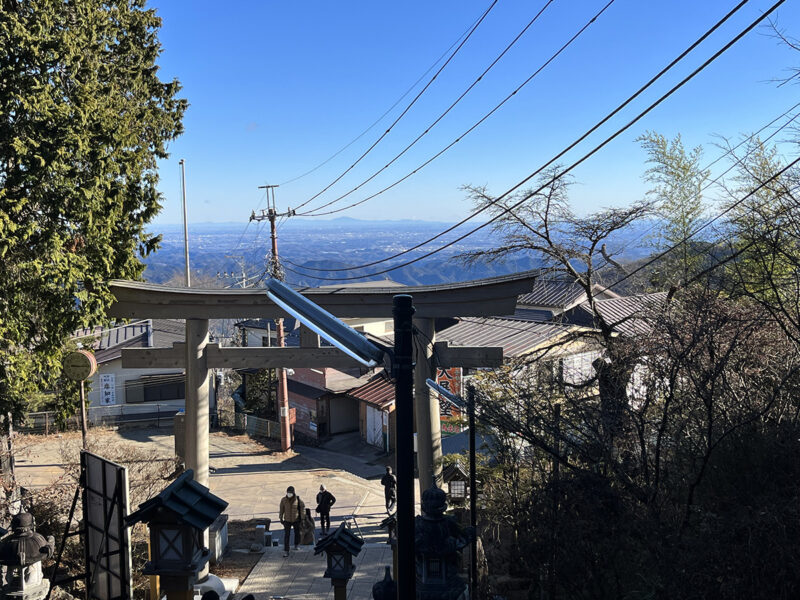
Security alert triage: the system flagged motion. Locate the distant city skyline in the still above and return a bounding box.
[151,0,800,226]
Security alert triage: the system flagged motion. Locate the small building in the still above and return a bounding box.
[561,292,668,336]
[234,317,298,348]
[346,372,395,452]
[73,319,217,412]
[514,279,620,321]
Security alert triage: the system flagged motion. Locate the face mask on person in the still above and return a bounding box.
[287,493,294,498]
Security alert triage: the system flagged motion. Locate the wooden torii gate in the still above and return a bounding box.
[107,270,538,492]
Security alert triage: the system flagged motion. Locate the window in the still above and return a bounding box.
[126,374,185,403]
[143,379,185,402]
[425,557,443,580]
[561,351,601,385]
[449,480,466,499]
[261,335,271,347]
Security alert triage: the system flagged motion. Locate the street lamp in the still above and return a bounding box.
[264,279,385,367]
[425,377,479,600]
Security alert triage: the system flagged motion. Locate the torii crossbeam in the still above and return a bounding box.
[107,270,539,492]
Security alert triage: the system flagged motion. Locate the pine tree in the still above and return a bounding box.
[0,0,186,419]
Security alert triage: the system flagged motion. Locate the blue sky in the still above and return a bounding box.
[150,0,800,226]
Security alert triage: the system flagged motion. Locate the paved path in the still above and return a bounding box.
[238,544,394,600]
[14,427,412,538]
[15,427,413,596]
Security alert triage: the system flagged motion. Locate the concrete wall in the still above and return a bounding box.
[86,360,186,408]
[343,317,393,337]
[87,358,215,412]
[243,326,275,348]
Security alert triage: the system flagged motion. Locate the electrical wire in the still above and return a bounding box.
[596,101,800,261]
[291,96,797,278]
[278,8,492,187]
[226,186,269,256]
[299,0,615,218]
[297,0,559,216]
[606,156,800,291]
[291,0,500,213]
[283,0,773,280]
[285,0,755,274]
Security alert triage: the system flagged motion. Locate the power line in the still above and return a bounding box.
[296,0,743,221]
[291,0,500,213]
[606,155,800,292]
[599,101,800,261]
[298,0,616,219]
[297,0,559,216]
[277,8,492,187]
[283,0,768,280]
[226,186,270,257]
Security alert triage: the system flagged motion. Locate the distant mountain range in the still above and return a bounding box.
[143,218,656,287]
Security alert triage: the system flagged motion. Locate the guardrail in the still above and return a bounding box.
[218,409,281,440]
[20,403,181,434]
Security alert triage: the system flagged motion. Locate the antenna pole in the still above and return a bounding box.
[179,159,190,287]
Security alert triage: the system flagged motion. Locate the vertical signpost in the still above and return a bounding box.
[62,350,98,449]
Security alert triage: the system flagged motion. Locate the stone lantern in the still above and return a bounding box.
[0,512,55,600]
[415,486,475,600]
[125,469,227,600]
[442,462,469,506]
[314,522,364,600]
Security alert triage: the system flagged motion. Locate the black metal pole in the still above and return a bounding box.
[393,294,416,600]
[468,383,478,600]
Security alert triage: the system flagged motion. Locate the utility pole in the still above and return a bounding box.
[218,255,248,288]
[179,159,190,287]
[250,185,295,452]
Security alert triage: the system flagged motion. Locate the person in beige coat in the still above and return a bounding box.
[279,485,305,557]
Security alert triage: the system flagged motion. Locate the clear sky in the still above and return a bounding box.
[149,0,800,226]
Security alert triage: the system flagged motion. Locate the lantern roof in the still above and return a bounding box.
[126,469,228,530]
[442,461,468,484]
[313,522,364,557]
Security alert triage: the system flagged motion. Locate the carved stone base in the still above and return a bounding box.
[3,579,50,600]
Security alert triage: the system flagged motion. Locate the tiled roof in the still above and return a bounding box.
[442,461,468,483]
[90,319,185,364]
[510,307,554,322]
[125,469,228,531]
[517,280,618,311]
[437,317,574,358]
[287,379,328,400]
[566,293,667,336]
[346,373,395,410]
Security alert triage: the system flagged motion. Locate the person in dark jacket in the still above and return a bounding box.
[278,485,305,557]
[381,466,397,511]
[315,484,337,534]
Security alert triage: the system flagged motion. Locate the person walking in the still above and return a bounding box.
[315,484,336,535]
[279,485,305,557]
[381,466,397,511]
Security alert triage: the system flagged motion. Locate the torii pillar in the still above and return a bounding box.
[414,317,441,490]
[185,319,210,486]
